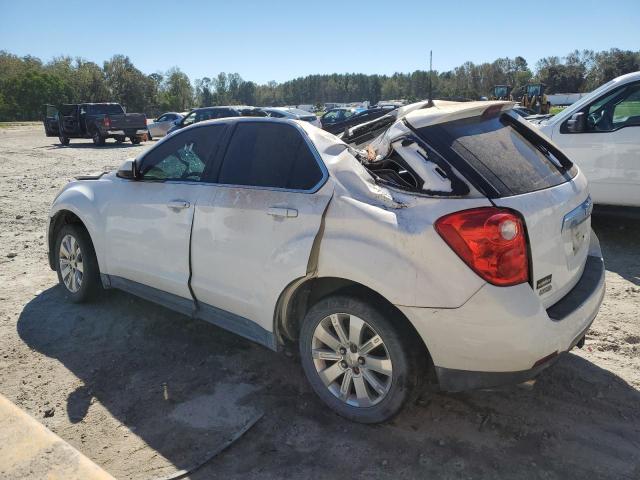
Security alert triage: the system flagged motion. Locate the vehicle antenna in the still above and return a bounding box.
[427,50,435,107]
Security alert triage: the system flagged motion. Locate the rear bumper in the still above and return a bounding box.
[98,128,147,136]
[399,232,605,391]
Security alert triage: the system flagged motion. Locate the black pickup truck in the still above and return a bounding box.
[43,103,147,146]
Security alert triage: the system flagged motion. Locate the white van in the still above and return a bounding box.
[533,72,640,208]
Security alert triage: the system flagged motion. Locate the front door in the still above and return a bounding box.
[103,124,226,300]
[190,121,333,332]
[43,105,59,136]
[58,104,81,137]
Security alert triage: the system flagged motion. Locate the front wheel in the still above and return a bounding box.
[299,295,420,423]
[58,135,70,145]
[55,224,101,303]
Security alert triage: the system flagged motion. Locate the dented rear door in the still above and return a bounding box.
[190,121,333,334]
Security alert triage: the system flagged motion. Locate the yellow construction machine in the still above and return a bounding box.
[521,83,550,114]
[489,85,513,101]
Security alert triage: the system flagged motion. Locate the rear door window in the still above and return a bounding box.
[415,112,576,196]
[217,122,324,191]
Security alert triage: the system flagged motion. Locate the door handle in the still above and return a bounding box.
[267,207,298,218]
[167,200,191,210]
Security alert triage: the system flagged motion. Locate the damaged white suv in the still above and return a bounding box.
[48,102,605,423]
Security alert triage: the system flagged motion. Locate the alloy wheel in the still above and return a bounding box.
[59,234,84,293]
[311,313,393,407]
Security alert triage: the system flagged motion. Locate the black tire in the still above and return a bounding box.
[54,224,101,303]
[58,135,70,146]
[299,294,422,423]
[115,136,125,144]
[92,131,105,146]
[130,136,141,145]
[146,130,152,141]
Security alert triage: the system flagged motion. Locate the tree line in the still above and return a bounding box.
[0,48,638,121]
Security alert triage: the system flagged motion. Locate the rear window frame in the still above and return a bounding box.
[409,111,577,198]
[211,120,329,194]
[87,104,125,115]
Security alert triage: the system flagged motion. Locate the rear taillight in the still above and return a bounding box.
[104,116,111,128]
[435,207,529,286]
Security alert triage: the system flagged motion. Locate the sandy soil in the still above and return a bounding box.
[0,125,639,480]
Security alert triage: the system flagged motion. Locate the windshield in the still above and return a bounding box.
[526,85,542,96]
[88,104,124,115]
[414,112,576,196]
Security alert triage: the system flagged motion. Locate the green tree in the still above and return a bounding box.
[159,67,193,111]
[103,54,155,112]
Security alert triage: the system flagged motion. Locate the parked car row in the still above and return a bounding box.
[320,105,398,134]
[146,104,400,139]
[43,101,403,147]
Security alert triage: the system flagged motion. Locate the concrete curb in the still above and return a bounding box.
[0,393,115,480]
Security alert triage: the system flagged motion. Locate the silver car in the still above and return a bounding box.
[147,112,184,139]
[262,107,321,127]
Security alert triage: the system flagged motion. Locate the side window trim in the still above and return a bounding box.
[208,121,329,194]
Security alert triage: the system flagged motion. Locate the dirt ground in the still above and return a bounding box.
[0,124,639,480]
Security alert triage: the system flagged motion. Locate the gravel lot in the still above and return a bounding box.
[1,124,639,480]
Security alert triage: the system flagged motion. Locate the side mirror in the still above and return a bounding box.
[566,112,586,133]
[116,159,138,180]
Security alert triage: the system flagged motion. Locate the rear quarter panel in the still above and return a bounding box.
[315,162,491,308]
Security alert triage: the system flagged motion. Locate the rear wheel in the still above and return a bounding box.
[92,131,105,146]
[130,136,141,145]
[58,135,69,145]
[55,224,101,303]
[299,294,420,423]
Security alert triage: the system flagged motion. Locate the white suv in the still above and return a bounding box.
[47,102,605,423]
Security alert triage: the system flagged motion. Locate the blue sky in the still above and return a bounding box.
[1,0,638,84]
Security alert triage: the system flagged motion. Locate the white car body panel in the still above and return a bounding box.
[103,180,203,299]
[535,72,640,207]
[190,181,333,332]
[312,147,489,308]
[400,233,603,373]
[493,172,591,308]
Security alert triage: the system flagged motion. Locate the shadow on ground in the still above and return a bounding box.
[592,212,640,286]
[17,284,640,479]
[42,141,146,150]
